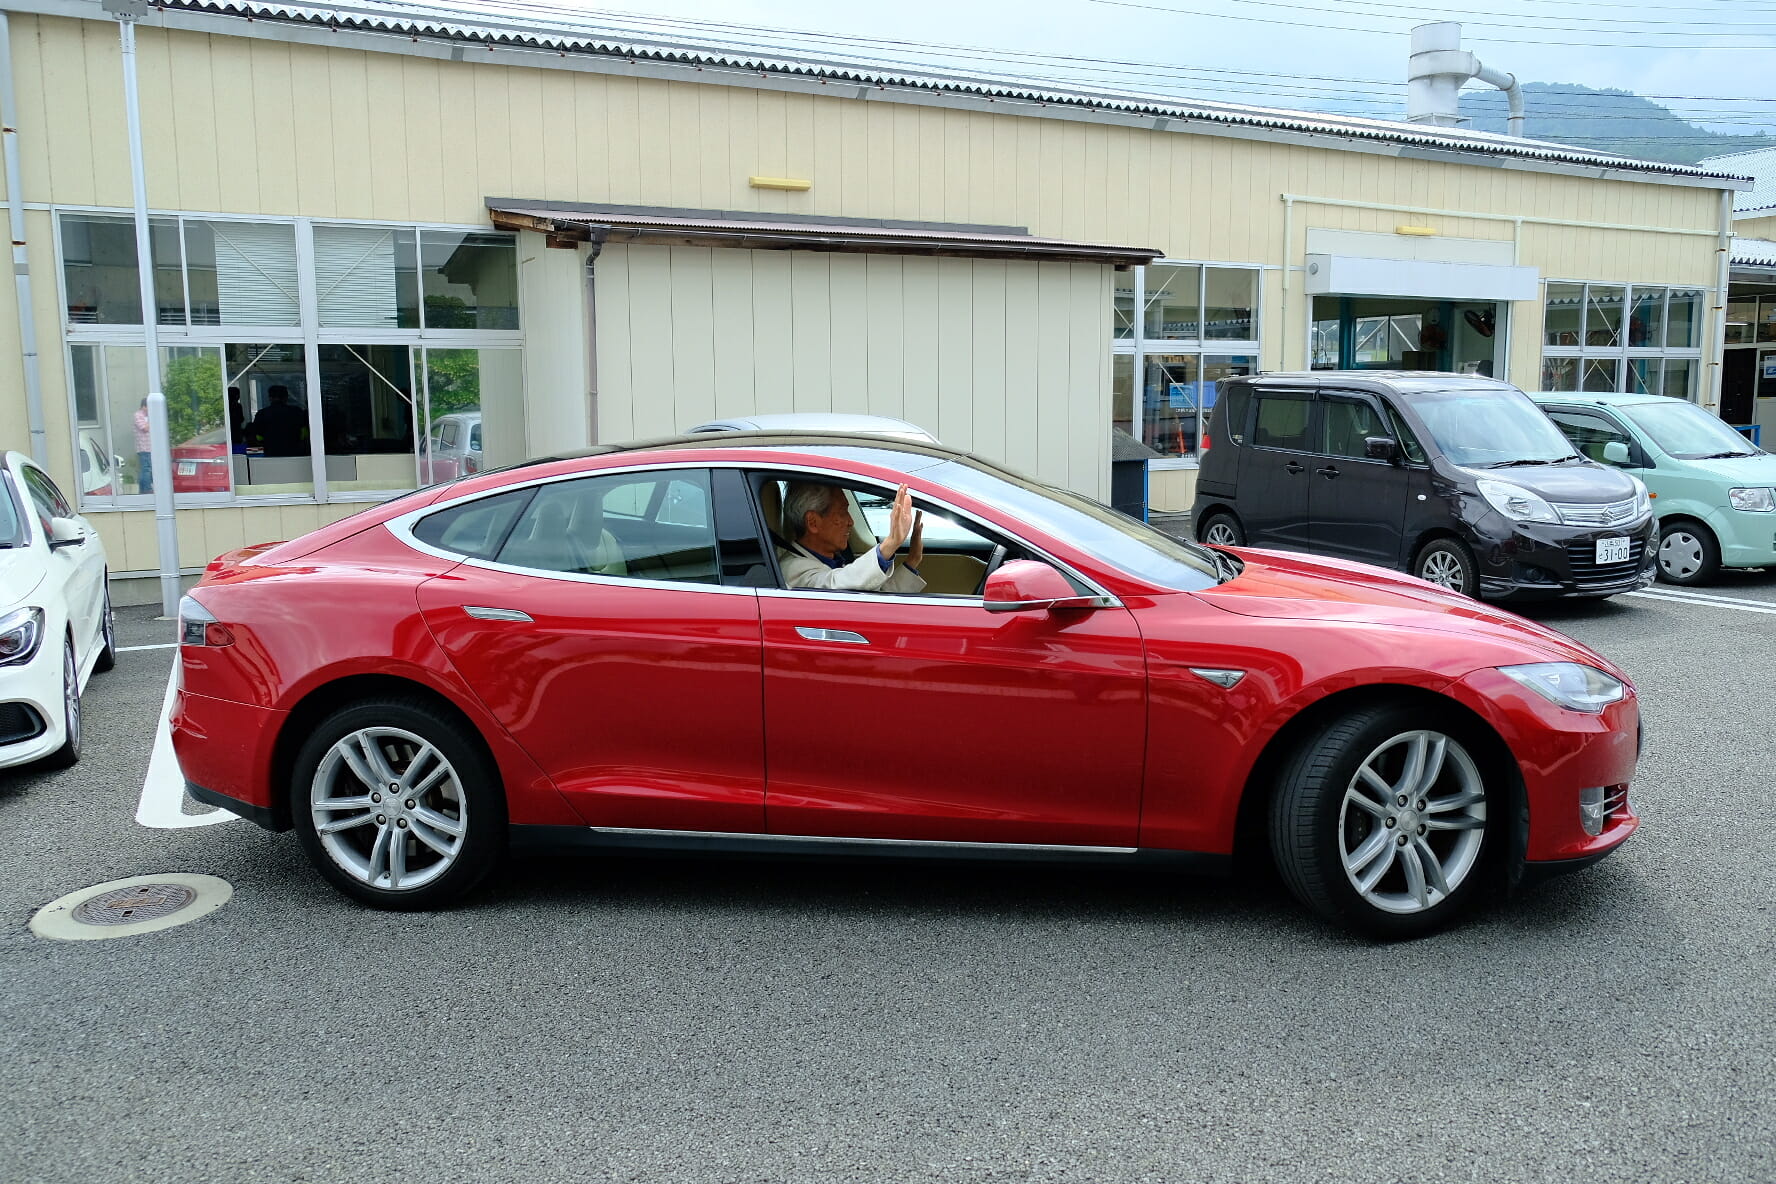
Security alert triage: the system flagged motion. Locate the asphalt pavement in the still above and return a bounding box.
[2,579,1773,1184]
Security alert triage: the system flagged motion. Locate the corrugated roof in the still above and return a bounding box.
[1733,236,1776,268]
[157,0,1750,187]
[1698,146,1776,214]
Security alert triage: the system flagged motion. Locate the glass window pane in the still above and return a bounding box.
[1112,353,1134,438]
[421,231,519,330]
[499,471,718,584]
[1544,283,1584,347]
[184,221,300,326]
[1540,356,1578,392]
[1582,357,1620,393]
[1627,287,1664,348]
[1311,313,1340,369]
[1586,285,1624,349]
[419,347,523,485]
[1203,268,1256,340]
[1142,263,1199,340]
[1759,298,1776,344]
[1253,393,1312,451]
[150,218,184,326]
[233,344,313,496]
[1725,300,1756,345]
[70,345,133,504]
[414,488,534,559]
[1628,358,1661,396]
[315,225,419,328]
[1666,288,1702,349]
[318,344,417,492]
[1545,409,1633,465]
[1320,398,1388,459]
[1141,354,1198,458]
[60,214,143,325]
[161,345,233,497]
[1112,274,1137,340]
[1661,358,1696,401]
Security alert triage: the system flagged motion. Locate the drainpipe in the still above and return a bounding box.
[117,6,180,617]
[1708,187,1732,414]
[0,13,48,469]
[1408,22,1525,138]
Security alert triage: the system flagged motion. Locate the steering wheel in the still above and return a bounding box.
[976,544,1007,596]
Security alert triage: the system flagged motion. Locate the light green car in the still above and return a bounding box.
[1531,391,1776,585]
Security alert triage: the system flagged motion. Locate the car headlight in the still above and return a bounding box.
[1476,479,1560,525]
[1728,486,1775,513]
[0,606,45,668]
[1631,476,1652,518]
[1499,662,1627,713]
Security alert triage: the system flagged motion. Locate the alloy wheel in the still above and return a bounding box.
[62,644,80,753]
[1419,551,1466,590]
[1338,730,1486,915]
[1204,521,1240,546]
[1658,531,1704,581]
[310,727,468,892]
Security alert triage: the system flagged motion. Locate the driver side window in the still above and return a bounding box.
[761,474,1023,598]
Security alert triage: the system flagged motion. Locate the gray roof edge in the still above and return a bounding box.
[101,0,1750,189]
[484,198,1030,237]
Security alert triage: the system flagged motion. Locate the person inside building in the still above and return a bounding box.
[778,481,925,593]
[250,385,308,457]
[227,386,248,452]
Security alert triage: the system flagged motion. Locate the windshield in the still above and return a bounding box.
[1402,388,1578,467]
[927,458,1219,591]
[1623,399,1762,460]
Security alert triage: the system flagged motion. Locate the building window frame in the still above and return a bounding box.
[1112,260,1263,470]
[1540,279,1705,401]
[52,205,525,513]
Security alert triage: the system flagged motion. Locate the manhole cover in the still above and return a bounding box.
[71,883,198,925]
[30,873,232,941]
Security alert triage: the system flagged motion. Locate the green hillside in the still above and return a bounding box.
[1458,82,1774,165]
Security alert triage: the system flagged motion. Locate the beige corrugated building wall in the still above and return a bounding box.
[0,1,1743,599]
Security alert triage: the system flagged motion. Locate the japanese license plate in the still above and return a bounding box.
[176,461,196,476]
[1595,536,1630,564]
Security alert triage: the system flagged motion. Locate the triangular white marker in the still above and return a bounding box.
[136,661,237,830]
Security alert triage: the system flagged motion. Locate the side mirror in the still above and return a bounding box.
[48,517,85,549]
[1363,436,1401,463]
[983,559,1106,614]
[1602,440,1632,466]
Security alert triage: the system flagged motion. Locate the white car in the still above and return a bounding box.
[0,451,113,769]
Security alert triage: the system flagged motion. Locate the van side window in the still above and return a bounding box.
[1253,393,1313,451]
[1320,399,1389,459]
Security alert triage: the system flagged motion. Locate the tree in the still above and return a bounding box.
[161,352,225,444]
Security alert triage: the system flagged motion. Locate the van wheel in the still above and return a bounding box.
[1414,539,1477,597]
[1656,521,1719,585]
[1198,512,1245,547]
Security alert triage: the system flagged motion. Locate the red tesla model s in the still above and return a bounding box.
[172,434,1640,937]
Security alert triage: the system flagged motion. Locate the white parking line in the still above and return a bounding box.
[135,663,238,830]
[1626,590,1776,616]
[118,643,177,652]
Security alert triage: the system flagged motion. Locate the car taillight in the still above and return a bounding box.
[178,595,235,647]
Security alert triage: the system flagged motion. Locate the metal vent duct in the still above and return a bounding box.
[1407,21,1524,138]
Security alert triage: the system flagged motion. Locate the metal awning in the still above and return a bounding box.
[486,199,1162,266]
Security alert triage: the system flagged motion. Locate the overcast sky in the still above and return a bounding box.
[516,0,1776,135]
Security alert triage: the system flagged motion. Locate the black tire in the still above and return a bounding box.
[1197,511,1245,547]
[291,697,506,910]
[1269,703,1499,939]
[93,581,116,674]
[1655,520,1720,586]
[41,639,82,770]
[1413,538,1478,598]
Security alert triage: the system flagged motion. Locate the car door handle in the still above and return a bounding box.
[465,606,534,622]
[795,626,869,645]
[1316,466,1340,479]
[1283,461,1304,475]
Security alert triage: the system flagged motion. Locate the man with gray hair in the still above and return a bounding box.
[778,481,926,593]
